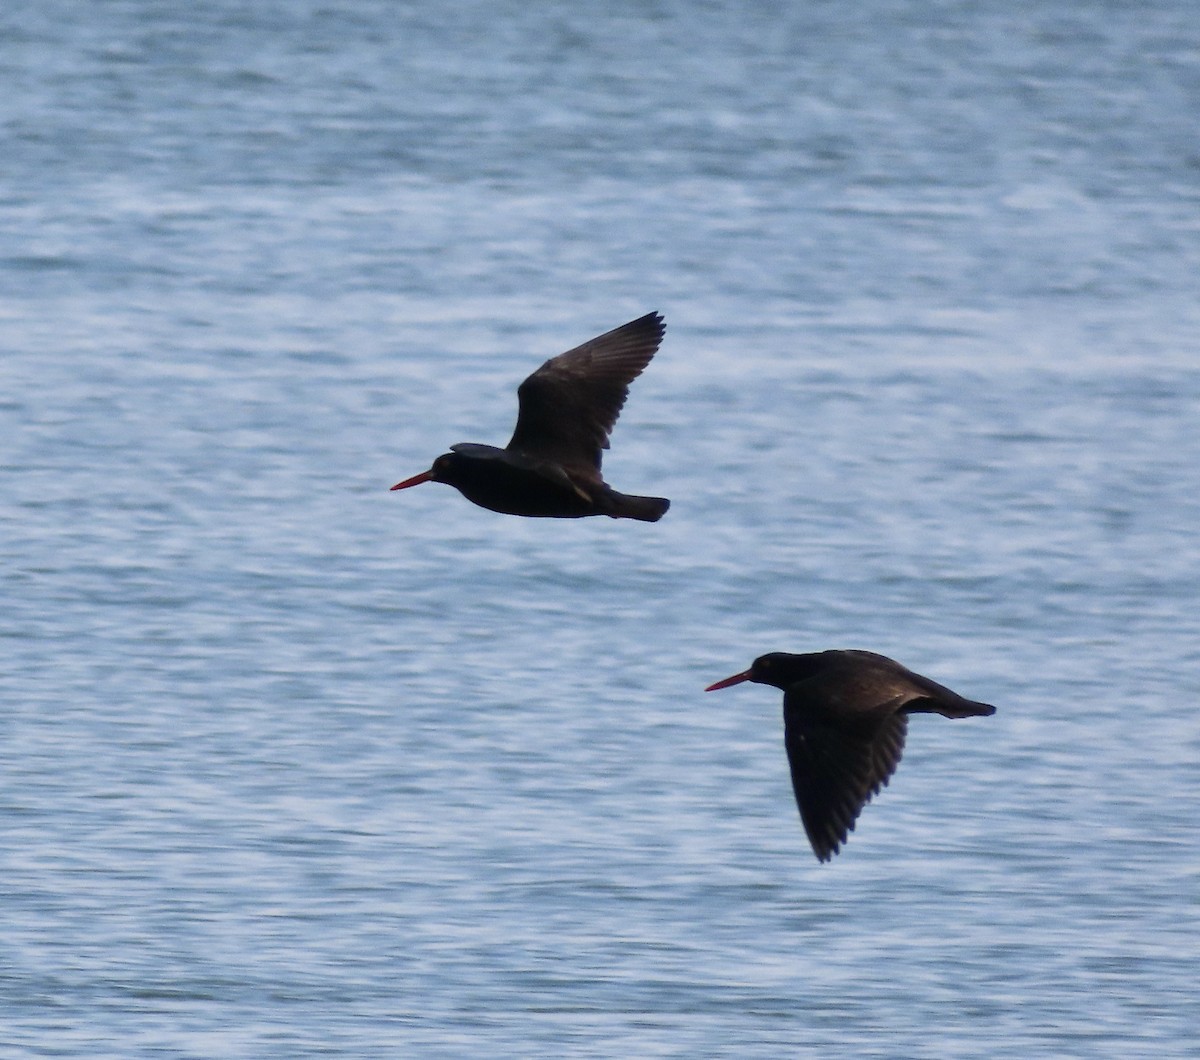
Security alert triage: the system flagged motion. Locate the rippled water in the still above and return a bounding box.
[3,1,1199,1055]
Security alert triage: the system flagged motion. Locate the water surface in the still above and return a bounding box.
[3,1,1199,1055]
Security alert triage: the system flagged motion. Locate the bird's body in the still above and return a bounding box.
[391,313,669,521]
[706,650,995,861]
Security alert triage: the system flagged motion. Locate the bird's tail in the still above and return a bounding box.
[926,696,996,719]
[603,491,671,522]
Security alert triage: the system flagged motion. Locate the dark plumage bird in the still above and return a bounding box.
[390,312,670,521]
[705,650,996,861]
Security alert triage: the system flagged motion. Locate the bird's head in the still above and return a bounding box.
[705,652,816,692]
[390,452,456,491]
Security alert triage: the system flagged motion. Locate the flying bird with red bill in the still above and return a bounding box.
[391,313,669,521]
[706,650,996,861]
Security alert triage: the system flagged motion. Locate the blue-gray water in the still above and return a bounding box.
[3,1,1199,1056]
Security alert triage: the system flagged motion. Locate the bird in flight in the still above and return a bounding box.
[706,650,996,861]
[391,313,669,521]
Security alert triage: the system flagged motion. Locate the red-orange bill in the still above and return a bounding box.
[705,671,751,692]
[390,470,434,491]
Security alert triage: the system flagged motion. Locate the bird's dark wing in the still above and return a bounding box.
[506,312,665,474]
[840,649,996,718]
[783,696,908,861]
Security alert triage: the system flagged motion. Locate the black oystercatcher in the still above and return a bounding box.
[391,313,670,521]
[705,650,996,861]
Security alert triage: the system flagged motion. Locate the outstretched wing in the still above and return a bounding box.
[783,699,908,862]
[505,312,665,474]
